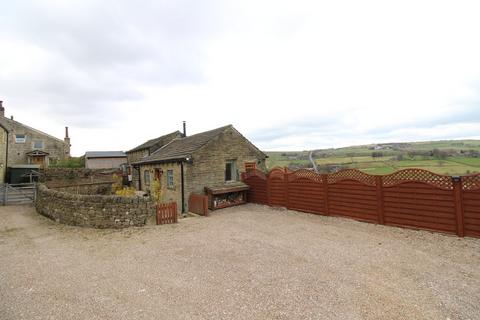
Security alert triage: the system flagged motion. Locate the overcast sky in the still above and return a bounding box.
[1,0,479,156]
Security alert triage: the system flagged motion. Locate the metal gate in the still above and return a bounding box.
[0,183,36,205]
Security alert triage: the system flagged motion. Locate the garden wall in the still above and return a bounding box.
[36,184,155,228]
[50,181,115,195]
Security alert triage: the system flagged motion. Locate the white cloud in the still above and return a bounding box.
[0,0,479,155]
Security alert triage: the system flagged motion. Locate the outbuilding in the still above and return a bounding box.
[85,151,127,169]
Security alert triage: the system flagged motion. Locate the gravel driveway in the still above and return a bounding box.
[1,204,479,320]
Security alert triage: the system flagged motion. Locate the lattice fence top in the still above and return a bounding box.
[327,169,376,186]
[243,169,266,180]
[268,167,287,180]
[382,168,453,190]
[462,173,480,191]
[287,168,323,182]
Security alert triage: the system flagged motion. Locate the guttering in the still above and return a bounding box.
[131,157,189,166]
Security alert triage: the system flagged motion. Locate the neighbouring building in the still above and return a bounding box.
[132,124,267,214]
[85,151,127,169]
[126,130,183,189]
[0,122,8,182]
[0,101,71,182]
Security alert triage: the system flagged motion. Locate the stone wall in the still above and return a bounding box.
[36,184,155,228]
[42,168,120,187]
[50,181,115,195]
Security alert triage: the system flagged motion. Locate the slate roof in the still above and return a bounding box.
[134,125,233,164]
[127,131,182,153]
[85,151,126,158]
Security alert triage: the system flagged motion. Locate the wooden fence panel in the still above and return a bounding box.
[242,170,268,205]
[188,194,209,216]
[241,168,480,238]
[268,168,287,207]
[286,170,324,214]
[462,174,480,237]
[327,170,378,222]
[382,170,457,234]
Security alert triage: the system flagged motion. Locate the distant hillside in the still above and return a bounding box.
[265,139,480,176]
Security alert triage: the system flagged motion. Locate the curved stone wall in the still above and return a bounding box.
[35,184,155,228]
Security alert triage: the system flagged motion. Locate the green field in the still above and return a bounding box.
[266,140,480,176]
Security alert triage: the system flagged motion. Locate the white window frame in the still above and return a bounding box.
[167,170,174,189]
[33,140,44,149]
[144,170,151,186]
[225,160,237,182]
[15,134,26,143]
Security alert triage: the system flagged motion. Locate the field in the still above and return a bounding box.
[266,139,480,176]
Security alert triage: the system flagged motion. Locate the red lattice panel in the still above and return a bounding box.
[462,173,480,191]
[382,169,453,190]
[327,169,376,186]
[287,169,323,183]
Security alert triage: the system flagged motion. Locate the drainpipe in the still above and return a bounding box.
[136,165,142,191]
[180,161,185,213]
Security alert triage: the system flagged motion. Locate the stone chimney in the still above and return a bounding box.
[64,126,71,158]
[0,101,4,118]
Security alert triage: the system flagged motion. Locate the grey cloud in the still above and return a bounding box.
[0,0,221,127]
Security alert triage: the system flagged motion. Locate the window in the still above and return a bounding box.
[225,160,237,181]
[144,170,151,186]
[33,140,44,149]
[167,170,174,188]
[15,134,26,143]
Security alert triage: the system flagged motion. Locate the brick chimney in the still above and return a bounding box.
[0,101,4,118]
[64,126,71,158]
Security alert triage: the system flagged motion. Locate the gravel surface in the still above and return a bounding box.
[0,204,479,320]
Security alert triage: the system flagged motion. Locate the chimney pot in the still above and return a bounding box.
[183,121,187,137]
[0,101,4,118]
[65,126,69,138]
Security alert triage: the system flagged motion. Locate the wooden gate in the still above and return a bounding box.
[156,202,178,225]
[0,183,36,205]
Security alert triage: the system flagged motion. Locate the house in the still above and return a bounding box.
[85,151,127,169]
[0,101,71,181]
[0,122,8,182]
[132,124,267,214]
[126,130,183,189]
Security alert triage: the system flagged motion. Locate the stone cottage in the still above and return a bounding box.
[132,125,267,213]
[126,130,183,189]
[0,101,71,179]
[0,122,8,182]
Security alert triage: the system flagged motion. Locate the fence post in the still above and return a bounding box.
[284,167,289,209]
[376,176,385,225]
[322,174,330,215]
[452,176,465,237]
